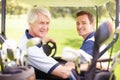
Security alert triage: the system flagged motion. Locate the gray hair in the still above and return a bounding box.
[27,7,51,24]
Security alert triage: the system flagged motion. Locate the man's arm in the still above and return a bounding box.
[51,61,75,79]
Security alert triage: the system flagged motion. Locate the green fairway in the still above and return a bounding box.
[1,15,120,80]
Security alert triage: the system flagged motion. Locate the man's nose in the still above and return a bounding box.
[78,24,82,29]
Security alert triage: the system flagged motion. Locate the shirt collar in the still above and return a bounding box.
[25,29,42,48]
[25,30,33,39]
[84,32,95,42]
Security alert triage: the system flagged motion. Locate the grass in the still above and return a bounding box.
[0,15,120,80]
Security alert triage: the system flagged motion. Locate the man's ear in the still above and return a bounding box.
[91,22,95,28]
[90,22,95,30]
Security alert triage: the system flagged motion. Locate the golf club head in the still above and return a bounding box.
[116,26,120,33]
[15,47,22,66]
[7,48,15,61]
[61,47,81,74]
[26,37,41,48]
[110,50,120,72]
[2,39,17,60]
[2,39,17,53]
[112,50,120,64]
[1,39,17,70]
[19,52,28,66]
[21,37,41,66]
[5,61,17,69]
[61,47,80,61]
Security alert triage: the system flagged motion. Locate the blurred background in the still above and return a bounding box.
[0,0,120,79]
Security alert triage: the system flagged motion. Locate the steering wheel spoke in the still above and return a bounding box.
[43,41,57,57]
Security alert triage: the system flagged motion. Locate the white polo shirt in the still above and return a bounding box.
[17,30,59,74]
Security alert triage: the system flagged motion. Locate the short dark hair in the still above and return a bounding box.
[76,11,94,24]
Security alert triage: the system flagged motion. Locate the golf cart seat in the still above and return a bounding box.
[94,71,116,80]
[70,68,116,80]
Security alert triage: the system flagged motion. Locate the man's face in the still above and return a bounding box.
[29,13,50,38]
[76,14,94,39]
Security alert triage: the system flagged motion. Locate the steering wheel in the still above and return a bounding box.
[42,41,57,57]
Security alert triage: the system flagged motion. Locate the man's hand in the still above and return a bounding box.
[65,61,75,69]
[42,36,56,44]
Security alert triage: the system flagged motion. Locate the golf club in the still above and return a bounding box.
[0,50,4,72]
[109,50,120,80]
[7,48,15,61]
[61,47,81,74]
[6,48,17,68]
[111,50,120,71]
[20,37,41,66]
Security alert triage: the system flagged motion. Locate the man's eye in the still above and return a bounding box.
[82,22,87,24]
[46,22,50,25]
[76,22,79,25]
[39,22,44,24]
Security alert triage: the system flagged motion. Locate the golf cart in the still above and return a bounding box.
[0,0,120,80]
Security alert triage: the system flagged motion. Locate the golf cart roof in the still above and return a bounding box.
[18,0,112,7]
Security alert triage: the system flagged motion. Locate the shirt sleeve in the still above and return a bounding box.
[80,40,94,56]
[27,46,59,74]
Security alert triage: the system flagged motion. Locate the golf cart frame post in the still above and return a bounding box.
[0,0,6,44]
[85,0,119,80]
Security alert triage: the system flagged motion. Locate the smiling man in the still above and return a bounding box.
[76,11,95,56]
[76,11,110,70]
[17,7,75,79]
